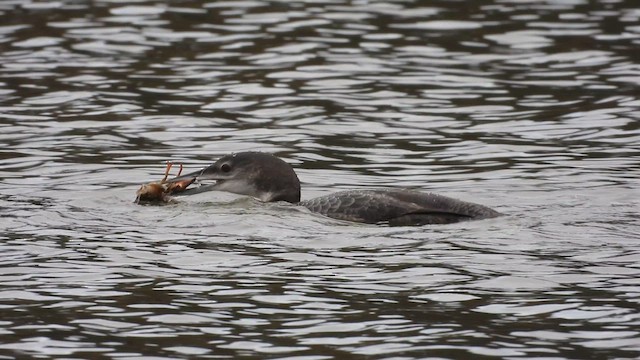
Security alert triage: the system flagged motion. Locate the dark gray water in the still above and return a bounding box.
[1,0,639,359]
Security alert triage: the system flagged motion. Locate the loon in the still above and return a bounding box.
[167,152,501,226]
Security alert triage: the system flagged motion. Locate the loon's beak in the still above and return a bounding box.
[168,165,227,181]
[194,165,224,181]
[165,168,203,183]
[164,164,229,196]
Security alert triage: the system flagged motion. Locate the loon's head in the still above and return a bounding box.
[171,152,301,203]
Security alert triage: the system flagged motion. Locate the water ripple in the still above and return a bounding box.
[0,0,639,359]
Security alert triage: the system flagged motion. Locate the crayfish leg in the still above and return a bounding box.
[161,161,173,183]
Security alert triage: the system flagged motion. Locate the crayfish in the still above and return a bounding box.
[135,162,195,204]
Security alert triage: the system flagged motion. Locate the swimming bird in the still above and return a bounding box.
[168,152,501,226]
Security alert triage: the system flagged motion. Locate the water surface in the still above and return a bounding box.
[1,0,639,359]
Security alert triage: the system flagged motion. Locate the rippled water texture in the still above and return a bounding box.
[1,0,639,359]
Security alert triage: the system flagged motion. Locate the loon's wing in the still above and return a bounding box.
[300,189,500,226]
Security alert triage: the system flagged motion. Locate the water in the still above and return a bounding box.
[1,0,639,359]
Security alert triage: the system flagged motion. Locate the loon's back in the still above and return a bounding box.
[299,189,500,226]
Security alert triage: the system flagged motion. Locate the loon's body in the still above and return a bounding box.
[300,189,499,226]
[169,152,500,226]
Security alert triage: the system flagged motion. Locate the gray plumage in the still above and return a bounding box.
[300,189,500,226]
[169,152,501,226]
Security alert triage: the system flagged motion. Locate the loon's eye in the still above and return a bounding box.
[220,163,231,173]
